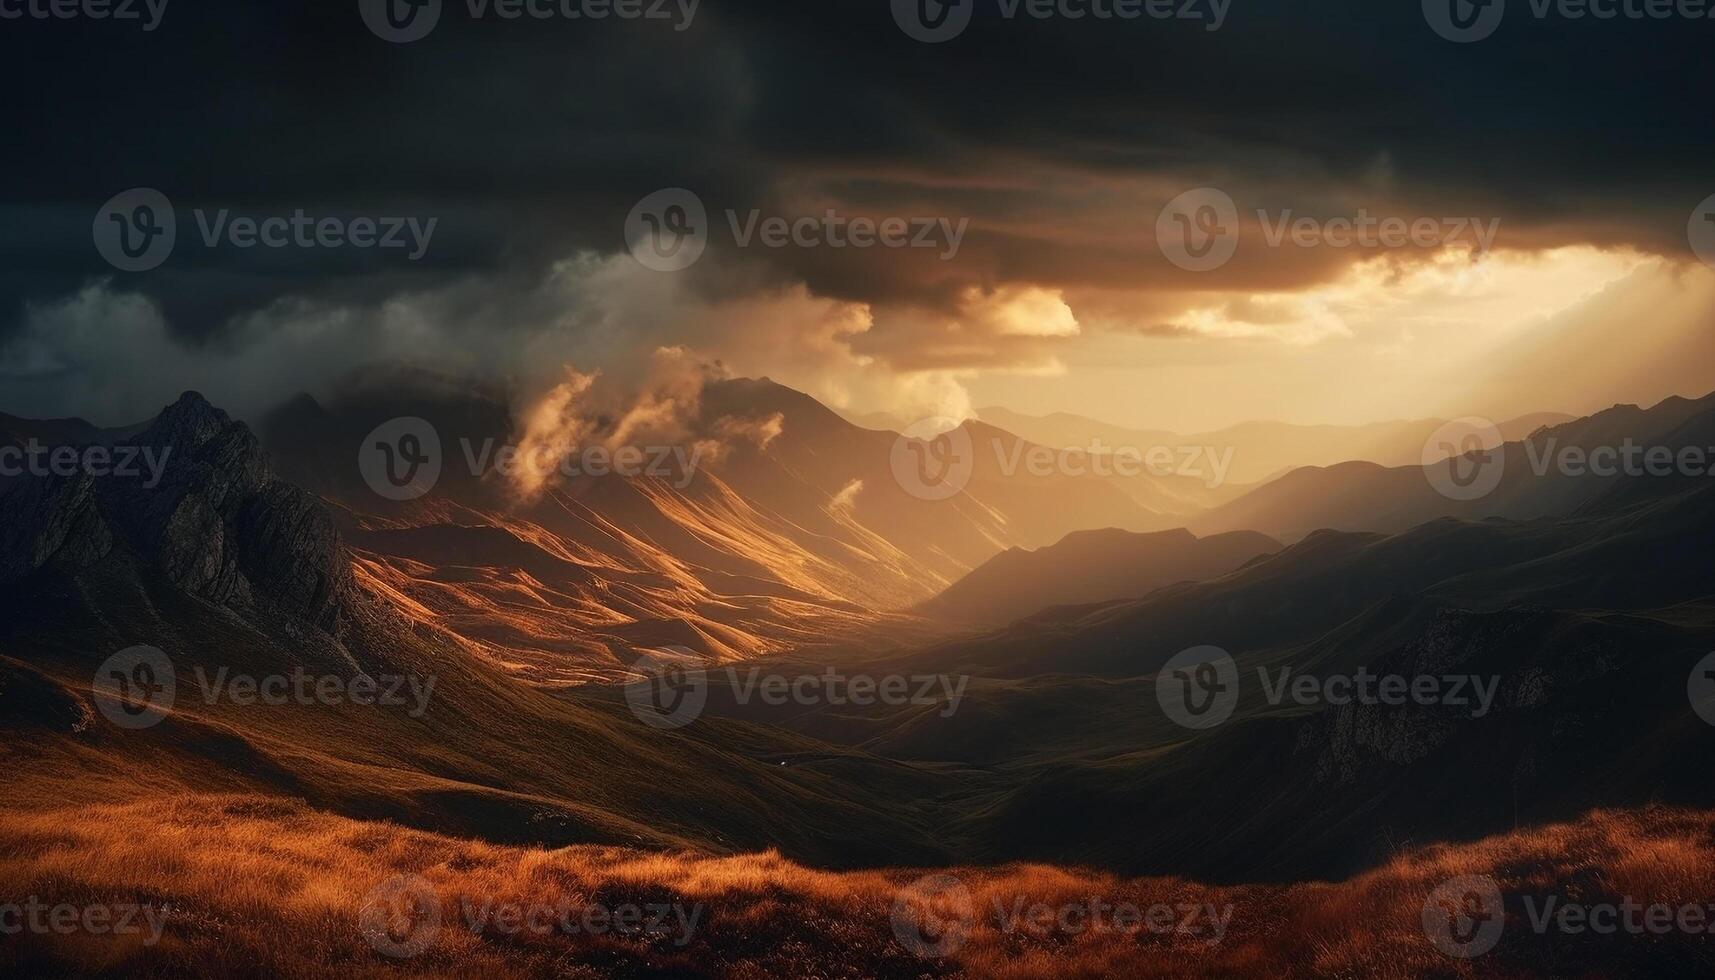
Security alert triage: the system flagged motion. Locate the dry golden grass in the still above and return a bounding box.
[2,795,1712,978]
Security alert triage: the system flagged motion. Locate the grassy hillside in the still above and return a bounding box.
[3,794,1711,978]
[0,553,957,868]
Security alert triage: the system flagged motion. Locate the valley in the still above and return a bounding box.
[5,377,1715,976]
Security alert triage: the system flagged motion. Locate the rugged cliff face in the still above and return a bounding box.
[0,392,350,633]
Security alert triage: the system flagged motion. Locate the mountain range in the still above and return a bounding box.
[975,405,1574,485]
[1191,391,1715,540]
[7,375,1715,889]
[915,526,1280,627]
[252,370,1252,682]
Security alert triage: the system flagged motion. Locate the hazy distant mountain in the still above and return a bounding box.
[976,406,1179,453]
[0,411,151,450]
[837,408,912,432]
[1190,391,1715,540]
[916,527,1280,626]
[977,406,1573,485]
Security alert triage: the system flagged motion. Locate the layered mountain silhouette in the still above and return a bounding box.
[672,476,1715,879]
[978,405,1573,485]
[6,377,1715,890]
[916,526,1280,626]
[1191,391,1715,540]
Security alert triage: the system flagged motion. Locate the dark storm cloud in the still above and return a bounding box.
[0,0,1710,387]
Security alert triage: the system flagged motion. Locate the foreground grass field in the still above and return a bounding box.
[2,795,1713,978]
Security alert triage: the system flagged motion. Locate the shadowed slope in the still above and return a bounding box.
[1190,391,1715,540]
[916,527,1280,627]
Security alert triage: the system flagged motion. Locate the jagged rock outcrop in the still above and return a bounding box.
[0,474,114,582]
[0,392,350,633]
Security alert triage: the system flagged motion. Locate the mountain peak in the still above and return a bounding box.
[1,392,349,633]
[142,391,235,451]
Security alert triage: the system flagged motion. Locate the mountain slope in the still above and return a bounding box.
[13,384,1715,891]
[257,372,1211,681]
[0,393,958,867]
[262,374,950,682]
[1190,390,1715,540]
[916,527,1280,626]
[673,479,1715,879]
[978,406,1573,485]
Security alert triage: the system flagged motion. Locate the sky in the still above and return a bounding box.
[1,0,1713,430]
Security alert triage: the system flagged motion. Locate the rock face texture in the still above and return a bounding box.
[0,392,349,632]
[0,475,114,583]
